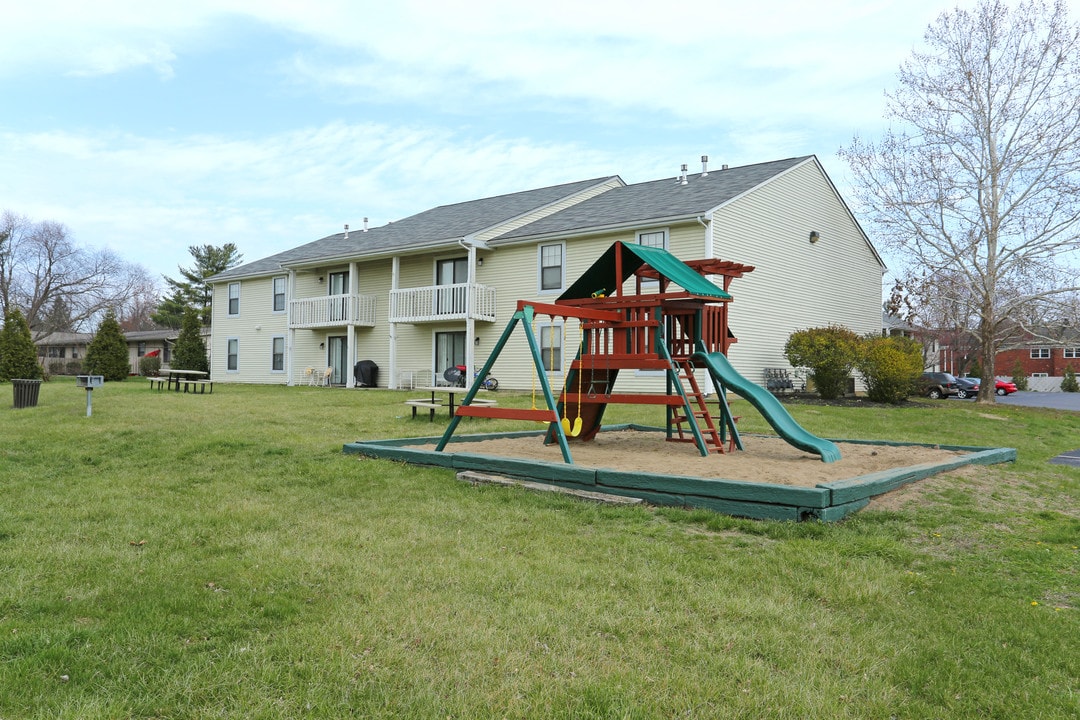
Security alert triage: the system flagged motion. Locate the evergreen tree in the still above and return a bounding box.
[0,309,43,381]
[84,310,130,381]
[172,307,209,373]
[152,244,243,327]
[1062,365,1079,393]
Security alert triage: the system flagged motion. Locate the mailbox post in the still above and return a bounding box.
[75,375,104,416]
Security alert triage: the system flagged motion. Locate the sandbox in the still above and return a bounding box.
[343,424,1016,521]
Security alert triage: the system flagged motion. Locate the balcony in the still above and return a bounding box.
[289,294,377,329]
[389,283,497,323]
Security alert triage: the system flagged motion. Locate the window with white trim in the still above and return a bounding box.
[271,336,285,372]
[272,276,286,313]
[1030,347,1050,359]
[539,323,562,372]
[227,338,239,372]
[228,282,240,316]
[538,243,564,293]
[637,229,668,249]
[1063,348,1080,358]
[1032,372,1049,377]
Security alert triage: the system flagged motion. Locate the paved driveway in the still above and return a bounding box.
[986,391,1080,411]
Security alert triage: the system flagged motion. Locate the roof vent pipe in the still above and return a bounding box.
[701,155,709,177]
[344,224,349,239]
[679,164,688,185]
[363,217,368,232]
[722,164,729,171]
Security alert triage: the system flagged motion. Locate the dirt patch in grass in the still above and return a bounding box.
[431,429,969,488]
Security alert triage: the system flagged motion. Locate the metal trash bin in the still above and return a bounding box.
[12,378,42,409]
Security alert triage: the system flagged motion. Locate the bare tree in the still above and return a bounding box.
[0,210,153,334]
[841,0,1080,401]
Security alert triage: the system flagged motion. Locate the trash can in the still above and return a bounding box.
[12,379,42,409]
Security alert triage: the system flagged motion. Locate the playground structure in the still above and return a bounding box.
[436,241,841,464]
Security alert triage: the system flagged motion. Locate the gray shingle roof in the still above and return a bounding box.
[210,156,815,282]
[210,175,619,281]
[494,157,811,241]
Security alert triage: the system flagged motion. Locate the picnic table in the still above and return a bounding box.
[405,386,495,420]
[150,368,213,394]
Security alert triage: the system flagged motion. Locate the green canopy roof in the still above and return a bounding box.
[559,242,731,302]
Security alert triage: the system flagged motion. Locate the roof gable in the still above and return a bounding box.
[496,157,812,242]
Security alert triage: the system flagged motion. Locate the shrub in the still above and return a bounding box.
[0,309,43,381]
[65,359,83,375]
[1010,360,1029,391]
[84,310,131,381]
[172,307,209,373]
[784,325,861,400]
[856,334,924,404]
[1061,365,1079,393]
[139,354,162,377]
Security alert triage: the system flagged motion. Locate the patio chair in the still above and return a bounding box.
[322,366,333,386]
[305,367,317,386]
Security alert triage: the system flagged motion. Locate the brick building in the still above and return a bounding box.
[995,328,1080,378]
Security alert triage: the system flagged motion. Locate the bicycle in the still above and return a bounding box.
[443,365,499,391]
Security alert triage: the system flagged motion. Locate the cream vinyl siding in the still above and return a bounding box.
[711,160,884,388]
[211,276,290,383]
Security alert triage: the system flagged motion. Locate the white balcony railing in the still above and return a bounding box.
[289,294,377,329]
[389,283,497,323]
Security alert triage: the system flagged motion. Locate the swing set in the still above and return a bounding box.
[437,240,842,465]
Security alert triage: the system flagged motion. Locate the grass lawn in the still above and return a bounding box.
[1,381,1077,719]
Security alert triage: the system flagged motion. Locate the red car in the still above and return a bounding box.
[993,379,1018,396]
[955,378,1018,397]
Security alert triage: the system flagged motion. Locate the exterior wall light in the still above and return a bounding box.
[809,231,820,244]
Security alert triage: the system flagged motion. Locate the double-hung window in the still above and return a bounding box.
[637,229,668,249]
[539,323,562,372]
[227,338,239,372]
[1064,348,1080,359]
[271,336,285,372]
[272,276,286,313]
[539,243,564,293]
[228,282,240,316]
[1030,348,1050,359]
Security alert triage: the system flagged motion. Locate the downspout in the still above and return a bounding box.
[286,269,296,386]
[697,214,716,395]
[346,261,358,388]
[460,238,476,376]
[389,256,399,388]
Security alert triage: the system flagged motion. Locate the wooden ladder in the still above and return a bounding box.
[669,358,725,454]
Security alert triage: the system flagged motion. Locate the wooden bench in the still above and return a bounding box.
[405,399,442,420]
[179,379,213,394]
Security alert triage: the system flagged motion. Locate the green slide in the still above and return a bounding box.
[694,351,841,463]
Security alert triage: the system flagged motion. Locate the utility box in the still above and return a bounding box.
[76,375,105,389]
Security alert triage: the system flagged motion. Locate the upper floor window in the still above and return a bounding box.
[539,243,564,293]
[328,271,349,296]
[228,282,240,316]
[1030,347,1050,359]
[637,229,668,249]
[435,258,468,315]
[1064,348,1080,359]
[272,276,286,312]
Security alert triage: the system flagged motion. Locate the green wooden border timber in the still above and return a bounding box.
[342,428,1016,522]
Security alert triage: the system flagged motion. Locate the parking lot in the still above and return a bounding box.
[967,391,1080,411]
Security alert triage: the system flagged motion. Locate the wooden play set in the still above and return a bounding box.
[436,241,842,464]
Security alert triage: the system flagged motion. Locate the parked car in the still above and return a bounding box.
[992,379,1018,396]
[954,376,979,399]
[918,372,959,399]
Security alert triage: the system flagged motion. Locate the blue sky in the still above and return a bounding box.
[0,1,967,284]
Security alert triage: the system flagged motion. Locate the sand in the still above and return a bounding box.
[428,430,967,487]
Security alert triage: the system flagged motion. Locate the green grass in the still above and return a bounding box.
[1,381,1077,718]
